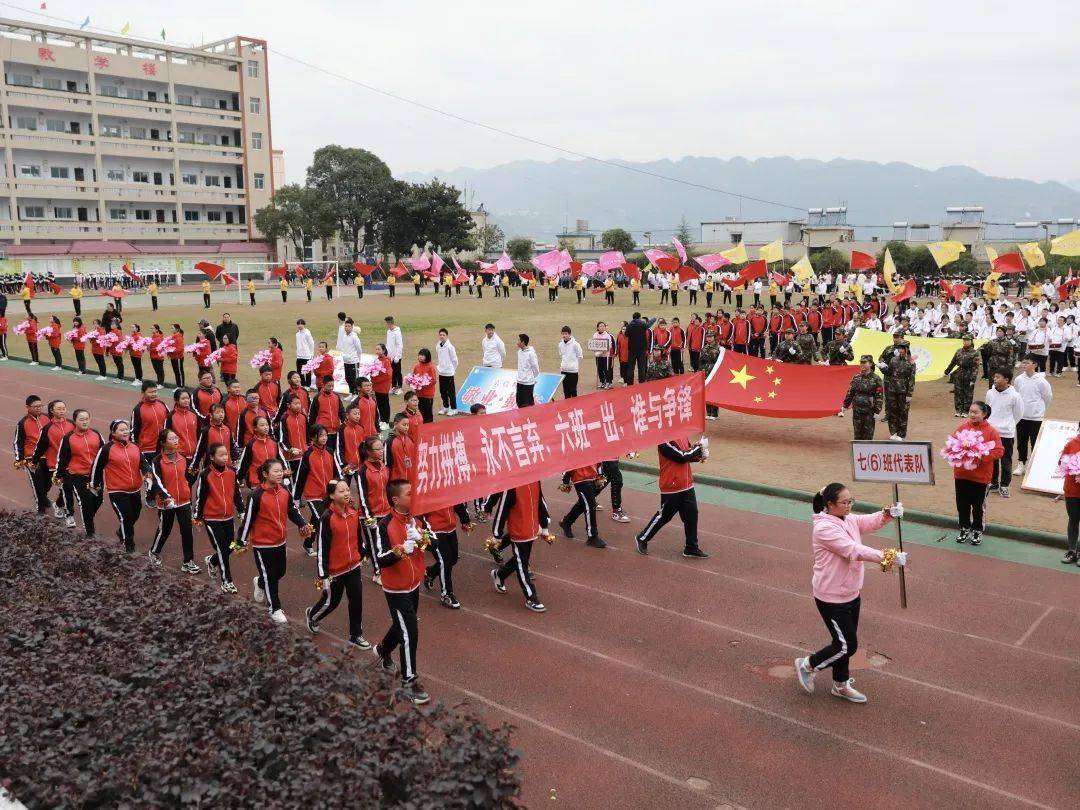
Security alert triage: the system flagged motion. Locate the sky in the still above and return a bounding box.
[7,0,1078,185]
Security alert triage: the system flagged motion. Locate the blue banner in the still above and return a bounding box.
[456,366,565,413]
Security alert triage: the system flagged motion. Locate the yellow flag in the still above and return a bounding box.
[758,240,783,264]
[1018,242,1046,268]
[1050,229,1080,257]
[984,246,998,266]
[849,328,986,382]
[720,243,748,264]
[121,21,131,34]
[791,255,813,283]
[927,241,965,269]
[882,248,899,293]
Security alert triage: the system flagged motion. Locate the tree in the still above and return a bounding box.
[601,228,635,254]
[673,217,695,249]
[556,239,576,259]
[253,184,336,261]
[471,223,505,255]
[809,248,847,277]
[306,145,393,260]
[378,179,474,258]
[506,237,534,264]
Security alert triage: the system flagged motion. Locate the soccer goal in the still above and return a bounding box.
[233,260,341,303]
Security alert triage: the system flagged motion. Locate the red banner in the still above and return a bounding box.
[195,261,225,279]
[850,250,877,270]
[411,373,706,513]
[991,252,1025,274]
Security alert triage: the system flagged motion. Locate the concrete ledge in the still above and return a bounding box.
[622,460,1065,549]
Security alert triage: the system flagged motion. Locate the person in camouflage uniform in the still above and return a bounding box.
[984,327,1014,380]
[774,328,806,363]
[795,322,819,363]
[843,355,883,439]
[880,342,916,439]
[699,333,721,420]
[877,331,907,422]
[826,332,855,366]
[646,345,673,381]
[944,334,980,417]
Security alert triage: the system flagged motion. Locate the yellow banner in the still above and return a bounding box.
[791,255,813,283]
[1050,228,1080,257]
[849,327,986,382]
[927,241,965,269]
[882,248,899,292]
[1019,241,1046,268]
[758,240,783,264]
[720,243,748,264]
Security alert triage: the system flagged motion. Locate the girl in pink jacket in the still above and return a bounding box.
[794,482,907,704]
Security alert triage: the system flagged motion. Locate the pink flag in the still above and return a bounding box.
[672,237,688,265]
[532,249,563,276]
[598,251,625,272]
[495,251,514,271]
[558,249,573,272]
[477,260,497,274]
[695,254,732,272]
[408,252,431,272]
[452,255,465,274]
[581,261,600,277]
[644,248,679,272]
[431,253,445,276]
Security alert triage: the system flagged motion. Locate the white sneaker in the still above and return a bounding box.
[95,375,106,381]
[253,575,265,603]
[1012,462,1025,475]
[52,503,65,519]
[837,410,844,417]
[0,356,7,360]
[445,408,457,416]
[794,657,815,694]
[436,408,447,416]
[889,434,901,441]
[130,379,141,386]
[269,609,288,624]
[831,678,867,703]
[65,516,76,528]
[51,365,61,371]
[29,361,39,366]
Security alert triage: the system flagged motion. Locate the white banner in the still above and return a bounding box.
[1021,419,1078,495]
[850,440,935,485]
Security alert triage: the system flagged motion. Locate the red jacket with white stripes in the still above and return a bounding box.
[278,410,309,461]
[56,428,103,477]
[292,445,340,502]
[130,399,169,453]
[238,482,306,548]
[424,503,471,533]
[336,421,366,471]
[317,502,365,579]
[167,405,202,459]
[90,440,146,494]
[355,395,378,438]
[237,434,286,488]
[657,438,703,494]
[309,391,344,434]
[149,452,191,507]
[14,413,48,461]
[385,433,416,483]
[192,386,223,419]
[563,464,598,484]
[193,422,237,468]
[357,460,390,518]
[486,481,550,543]
[33,417,74,470]
[194,463,242,522]
[375,509,427,592]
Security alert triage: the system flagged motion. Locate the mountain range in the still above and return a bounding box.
[401,156,1080,244]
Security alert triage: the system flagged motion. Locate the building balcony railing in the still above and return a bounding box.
[2,130,97,152]
[11,180,99,198]
[4,87,94,111]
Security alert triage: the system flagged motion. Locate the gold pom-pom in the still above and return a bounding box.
[880,547,899,573]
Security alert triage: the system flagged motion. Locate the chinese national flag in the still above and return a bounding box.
[1057,278,1080,300]
[891,278,916,302]
[270,265,288,278]
[677,265,699,284]
[770,272,791,286]
[704,348,859,419]
[519,270,534,282]
[353,262,376,277]
[850,250,877,270]
[939,279,966,302]
[622,262,641,281]
[990,252,1025,274]
[722,260,766,288]
[195,261,225,279]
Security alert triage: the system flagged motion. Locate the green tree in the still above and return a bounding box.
[673,217,694,248]
[601,228,635,254]
[254,183,336,261]
[378,179,474,258]
[306,145,393,260]
[506,237,534,264]
[556,239,576,259]
[471,223,505,254]
[809,248,847,277]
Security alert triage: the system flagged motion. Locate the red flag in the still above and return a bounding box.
[322,268,336,283]
[704,349,859,419]
[590,285,607,295]
[102,287,127,299]
[770,272,791,287]
[891,278,916,302]
[390,263,410,278]
[569,261,583,280]
[849,250,877,270]
[222,273,237,286]
[270,265,288,278]
[991,252,1025,274]
[121,262,139,281]
[412,373,705,513]
[519,270,534,282]
[677,265,699,284]
[1057,278,1080,300]
[622,262,641,281]
[453,270,469,285]
[22,272,34,294]
[722,260,766,288]
[195,261,225,280]
[422,269,440,281]
[49,281,61,295]
[353,262,376,277]
[294,265,307,278]
[939,279,966,302]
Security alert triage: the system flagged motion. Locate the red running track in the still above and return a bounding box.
[3,364,1078,808]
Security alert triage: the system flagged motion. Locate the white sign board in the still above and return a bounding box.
[850,440,935,485]
[1021,419,1078,495]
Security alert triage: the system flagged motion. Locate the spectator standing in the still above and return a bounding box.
[215,313,239,349]
[557,326,582,399]
[516,334,539,407]
[481,323,506,368]
[985,370,1025,498]
[295,319,315,386]
[385,316,404,394]
[1011,355,1053,477]
[435,329,459,416]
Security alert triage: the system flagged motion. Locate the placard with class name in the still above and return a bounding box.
[850,440,935,485]
[1021,419,1077,495]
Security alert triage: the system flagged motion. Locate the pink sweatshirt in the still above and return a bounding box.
[811,510,891,603]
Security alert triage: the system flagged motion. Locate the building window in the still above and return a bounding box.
[15,116,38,131]
[253,172,265,190]
[135,209,151,221]
[181,173,197,185]
[49,166,70,179]
[178,131,194,143]
[42,76,62,90]
[251,132,262,149]
[11,73,33,87]
[109,208,128,220]
[129,126,147,140]
[99,85,119,97]
[124,88,145,100]
[54,207,73,219]
[204,176,221,187]
[102,125,121,137]
[45,119,67,133]
[177,93,193,106]
[184,210,200,222]
[247,59,259,78]
[248,97,260,114]
[18,165,41,178]
[207,211,222,222]
[132,171,149,183]
[22,206,44,219]
[106,168,125,182]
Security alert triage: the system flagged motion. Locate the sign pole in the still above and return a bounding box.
[893,482,908,609]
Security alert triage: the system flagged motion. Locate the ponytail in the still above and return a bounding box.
[812,482,847,514]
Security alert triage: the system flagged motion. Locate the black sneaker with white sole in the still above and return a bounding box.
[423,571,436,591]
[491,568,506,593]
[305,606,319,634]
[1061,550,1078,565]
[970,531,982,546]
[525,598,546,613]
[441,592,461,609]
[682,547,710,559]
[374,644,395,672]
[559,518,574,539]
[635,536,648,555]
[401,679,430,705]
[348,635,371,650]
[585,536,607,549]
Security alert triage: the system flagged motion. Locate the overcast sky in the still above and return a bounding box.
[17,1,1078,184]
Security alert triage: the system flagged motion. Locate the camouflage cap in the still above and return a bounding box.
[859,354,875,363]
[896,340,911,348]
[892,330,906,338]
[962,332,975,341]
[784,328,795,335]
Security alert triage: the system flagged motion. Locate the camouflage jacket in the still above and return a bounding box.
[885,354,916,396]
[699,343,720,375]
[944,346,980,377]
[646,358,673,381]
[775,339,806,363]
[826,339,854,366]
[985,337,1015,369]
[796,333,819,363]
[843,371,883,412]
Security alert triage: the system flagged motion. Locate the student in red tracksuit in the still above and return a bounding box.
[168,324,186,388]
[372,479,431,705]
[635,436,711,559]
[402,392,423,442]
[127,324,145,384]
[353,378,379,438]
[193,403,237,471]
[422,501,473,609]
[147,428,199,573]
[731,311,751,354]
[616,323,631,385]
[651,319,671,355]
[306,478,369,648]
[371,346,393,427]
[485,480,552,612]
[336,402,367,484]
[951,402,1004,547]
[88,318,107,378]
[268,339,284,382]
[167,388,202,472]
[292,425,341,554]
[311,343,335,388]
[218,335,238,386]
[32,399,75,523]
[237,415,287,489]
[256,365,281,414]
[410,349,437,423]
[557,463,606,549]
[278,393,310,477]
[90,419,148,552]
[385,412,416,483]
[192,370,223,419]
[237,458,312,623]
[686,316,704,371]
[131,381,170,464]
[15,394,51,514]
[45,315,63,369]
[194,442,244,593]
[22,314,41,365]
[223,379,246,436]
[308,375,345,451]
[0,313,8,360]
[276,371,310,421]
[68,317,87,374]
[749,307,768,358]
[357,436,390,582]
[55,408,103,537]
[669,318,686,374]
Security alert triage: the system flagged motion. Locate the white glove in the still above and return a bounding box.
[788,347,797,354]
[699,437,710,450]
[877,362,889,373]
[889,502,904,519]
[895,551,908,567]
[701,448,710,459]
[405,524,422,543]
[402,538,417,554]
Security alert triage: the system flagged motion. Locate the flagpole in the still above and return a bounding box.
[893,483,908,609]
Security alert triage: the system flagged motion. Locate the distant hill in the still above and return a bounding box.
[401,156,1080,243]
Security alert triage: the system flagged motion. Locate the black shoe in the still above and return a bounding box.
[970,531,982,546]
[635,536,648,555]
[585,536,607,549]
[988,483,999,492]
[682,547,710,559]
[955,529,969,544]
[559,518,574,539]
[525,598,547,613]
[1062,550,1078,565]
[441,592,461,609]
[305,606,319,634]
[373,644,395,673]
[401,679,430,705]
[423,571,436,591]
[491,568,506,593]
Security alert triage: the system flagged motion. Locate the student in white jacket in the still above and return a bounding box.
[384,316,404,393]
[481,323,506,368]
[515,334,540,407]
[1012,355,1053,475]
[435,329,459,415]
[985,369,1025,498]
[337,319,363,392]
[294,319,315,386]
[557,326,583,399]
